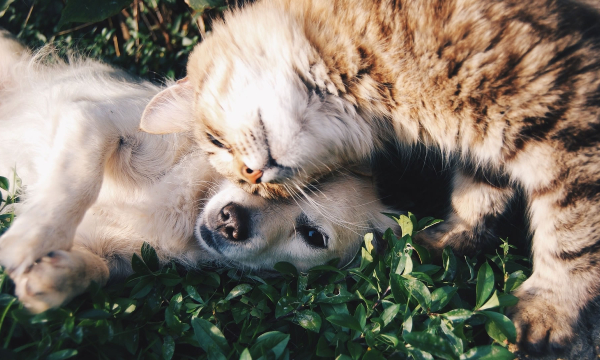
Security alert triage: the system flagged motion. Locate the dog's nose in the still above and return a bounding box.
[216,203,249,241]
[241,164,263,184]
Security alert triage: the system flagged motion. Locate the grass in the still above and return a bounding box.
[0,172,531,359]
[0,1,533,359]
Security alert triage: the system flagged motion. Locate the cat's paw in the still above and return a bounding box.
[13,250,92,313]
[508,288,577,354]
[414,220,477,255]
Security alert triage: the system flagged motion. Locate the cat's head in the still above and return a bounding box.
[140,4,373,198]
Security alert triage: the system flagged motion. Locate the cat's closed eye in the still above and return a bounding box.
[207,133,228,150]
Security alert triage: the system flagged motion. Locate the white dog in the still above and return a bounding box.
[0,30,397,313]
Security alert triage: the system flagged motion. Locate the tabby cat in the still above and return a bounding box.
[140,0,600,353]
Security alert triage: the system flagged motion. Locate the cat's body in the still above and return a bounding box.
[140,0,600,353]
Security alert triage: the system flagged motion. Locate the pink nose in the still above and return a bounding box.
[241,165,263,184]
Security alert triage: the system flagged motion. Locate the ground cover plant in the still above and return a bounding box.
[0,1,532,358]
[0,175,531,359]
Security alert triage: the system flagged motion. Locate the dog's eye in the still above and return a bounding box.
[207,133,227,149]
[298,225,328,249]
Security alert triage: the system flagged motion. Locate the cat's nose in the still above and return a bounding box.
[216,203,249,241]
[241,164,263,184]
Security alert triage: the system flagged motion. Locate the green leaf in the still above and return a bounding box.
[402,276,431,310]
[309,265,345,276]
[225,284,253,301]
[141,242,160,272]
[295,310,321,333]
[250,331,289,360]
[131,253,151,275]
[497,293,519,308]
[441,247,457,281]
[475,262,495,309]
[316,336,334,357]
[484,317,507,344]
[186,0,227,12]
[58,0,133,27]
[410,241,431,264]
[397,215,414,237]
[362,348,386,360]
[504,270,527,292]
[404,331,458,360]
[240,348,252,360]
[478,290,500,311]
[46,349,78,360]
[354,304,367,331]
[162,335,175,360]
[258,284,279,304]
[326,314,363,332]
[416,217,443,232]
[316,288,357,304]
[408,349,434,360]
[380,302,400,326]
[273,262,298,277]
[0,176,8,191]
[480,311,517,344]
[390,274,408,304]
[275,297,297,318]
[440,319,463,356]
[185,285,204,304]
[430,286,457,312]
[192,318,230,358]
[441,309,473,323]
[364,232,375,254]
[459,345,515,360]
[346,340,364,360]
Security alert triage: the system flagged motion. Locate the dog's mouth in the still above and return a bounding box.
[198,224,224,255]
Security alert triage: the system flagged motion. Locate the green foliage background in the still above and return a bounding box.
[0,2,532,359]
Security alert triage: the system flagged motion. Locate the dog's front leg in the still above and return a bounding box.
[12,246,110,313]
[0,104,118,276]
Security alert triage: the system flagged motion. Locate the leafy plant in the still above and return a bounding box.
[0,0,229,80]
[0,186,531,360]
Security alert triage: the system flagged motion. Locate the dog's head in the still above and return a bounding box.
[196,171,398,272]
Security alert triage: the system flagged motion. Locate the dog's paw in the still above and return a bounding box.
[508,288,577,354]
[13,250,91,313]
[0,221,73,276]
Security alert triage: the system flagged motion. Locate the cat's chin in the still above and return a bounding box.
[236,180,293,199]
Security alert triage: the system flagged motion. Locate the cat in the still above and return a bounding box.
[0,29,397,313]
[139,0,600,354]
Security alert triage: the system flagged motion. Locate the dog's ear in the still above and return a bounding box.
[140,77,194,134]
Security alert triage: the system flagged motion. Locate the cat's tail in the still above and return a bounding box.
[0,28,30,93]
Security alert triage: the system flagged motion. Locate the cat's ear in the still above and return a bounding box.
[140,77,195,134]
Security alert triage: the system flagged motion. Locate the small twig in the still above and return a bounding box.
[18,3,35,37]
[140,12,158,41]
[54,22,95,36]
[108,17,121,57]
[143,3,173,51]
[133,0,140,62]
[118,13,131,41]
[372,285,391,310]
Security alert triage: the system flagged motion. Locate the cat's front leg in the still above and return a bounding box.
[509,187,600,353]
[13,247,109,313]
[414,168,514,254]
[0,106,118,276]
